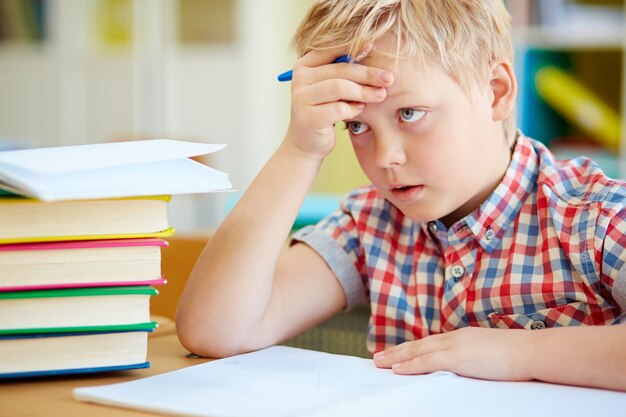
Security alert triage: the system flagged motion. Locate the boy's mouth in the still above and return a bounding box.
[390,184,424,201]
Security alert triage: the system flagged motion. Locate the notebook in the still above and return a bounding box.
[74,345,626,417]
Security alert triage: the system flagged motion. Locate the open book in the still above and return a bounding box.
[0,139,232,201]
[74,345,626,417]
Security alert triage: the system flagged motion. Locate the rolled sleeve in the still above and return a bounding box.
[602,205,626,312]
[615,264,626,312]
[292,225,367,310]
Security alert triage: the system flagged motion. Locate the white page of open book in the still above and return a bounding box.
[74,346,626,417]
[0,140,232,200]
[11,158,231,201]
[0,139,226,174]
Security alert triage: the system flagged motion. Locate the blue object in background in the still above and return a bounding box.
[518,48,572,146]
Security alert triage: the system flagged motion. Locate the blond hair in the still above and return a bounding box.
[293,0,516,142]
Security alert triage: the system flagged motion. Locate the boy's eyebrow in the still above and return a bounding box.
[385,90,424,100]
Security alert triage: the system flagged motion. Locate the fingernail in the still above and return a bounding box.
[391,363,402,372]
[355,50,369,61]
[379,71,393,83]
[373,351,385,361]
[373,88,385,99]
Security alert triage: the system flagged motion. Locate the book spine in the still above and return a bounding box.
[0,285,159,299]
[0,227,175,244]
[0,277,167,293]
[0,238,169,251]
[0,361,150,379]
[0,322,158,336]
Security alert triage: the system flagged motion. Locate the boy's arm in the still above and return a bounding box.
[373,324,626,391]
[176,46,393,358]
[175,142,343,359]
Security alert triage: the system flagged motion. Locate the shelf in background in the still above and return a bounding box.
[513,25,625,50]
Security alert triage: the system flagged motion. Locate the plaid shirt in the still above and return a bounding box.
[293,135,626,353]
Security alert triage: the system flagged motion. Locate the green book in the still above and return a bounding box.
[0,321,157,336]
[0,189,17,196]
[0,286,158,334]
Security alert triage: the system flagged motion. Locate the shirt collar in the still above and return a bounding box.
[462,133,539,253]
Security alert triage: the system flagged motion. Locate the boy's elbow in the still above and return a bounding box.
[175,314,255,359]
[177,330,230,359]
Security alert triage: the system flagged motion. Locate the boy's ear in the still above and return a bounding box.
[489,61,517,121]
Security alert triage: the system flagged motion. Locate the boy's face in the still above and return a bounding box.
[345,46,512,227]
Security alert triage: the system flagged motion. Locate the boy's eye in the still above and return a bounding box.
[399,108,425,123]
[347,121,370,135]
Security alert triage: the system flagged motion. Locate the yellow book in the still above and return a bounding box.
[0,195,174,244]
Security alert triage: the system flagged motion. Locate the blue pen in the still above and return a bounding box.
[277,55,352,82]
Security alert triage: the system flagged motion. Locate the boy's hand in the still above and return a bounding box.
[285,46,394,160]
[373,327,533,381]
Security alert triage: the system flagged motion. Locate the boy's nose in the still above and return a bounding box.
[374,135,407,169]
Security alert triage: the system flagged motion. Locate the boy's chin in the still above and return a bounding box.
[388,202,441,224]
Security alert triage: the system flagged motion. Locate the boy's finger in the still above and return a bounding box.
[304,79,387,105]
[309,101,366,125]
[374,338,446,367]
[303,63,394,88]
[391,352,448,375]
[299,43,372,68]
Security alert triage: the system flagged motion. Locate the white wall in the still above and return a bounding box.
[0,0,314,231]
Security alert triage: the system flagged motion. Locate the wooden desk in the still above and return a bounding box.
[0,325,211,417]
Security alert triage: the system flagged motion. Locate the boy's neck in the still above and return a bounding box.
[439,133,514,229]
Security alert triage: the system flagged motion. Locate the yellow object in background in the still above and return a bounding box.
[96,0,133,46]
[535,66,620,150]
[311,124,370,194]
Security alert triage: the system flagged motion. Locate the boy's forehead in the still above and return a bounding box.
[360,49,435,80]
[359,52,464,103]
[360,34,433,72]
[366,35,401,61]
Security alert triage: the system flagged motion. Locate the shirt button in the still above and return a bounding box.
[530,320,546,330]
[429,221,438,234]
[485,229,495,241]
[450,265,465,280]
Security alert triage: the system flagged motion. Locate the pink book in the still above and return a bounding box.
[0,238,169,291]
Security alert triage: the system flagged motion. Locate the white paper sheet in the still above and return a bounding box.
[74,346,626,417]
[0,139,225,173]
[0,140,232,201]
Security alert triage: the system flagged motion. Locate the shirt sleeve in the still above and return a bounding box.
[602,205,626,312]
[291,196,369,310]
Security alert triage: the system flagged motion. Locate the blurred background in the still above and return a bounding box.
[0,0,624,233]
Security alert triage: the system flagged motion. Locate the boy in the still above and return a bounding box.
[176,0,626,391]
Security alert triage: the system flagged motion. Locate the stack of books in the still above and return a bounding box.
[0,140,231,378]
